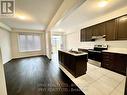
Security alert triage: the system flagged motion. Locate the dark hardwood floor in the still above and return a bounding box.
[4,56,85,95]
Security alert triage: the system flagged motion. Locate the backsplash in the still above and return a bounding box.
[95,38,127,50]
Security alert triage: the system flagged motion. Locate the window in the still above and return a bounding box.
[18,34,41,52]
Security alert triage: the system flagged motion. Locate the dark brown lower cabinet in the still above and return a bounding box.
[101,52,127,75]
[125,66,127,95]
[58,50,88,78]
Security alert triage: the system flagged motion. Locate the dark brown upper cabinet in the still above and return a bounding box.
[92,22,105,36]
[85,27,92,41]
[105,19,117,41]
[80,28,86,42]
[80,14,127,42]
[117,15,127,40]
[80,29,83,42]
[80,27,93,42]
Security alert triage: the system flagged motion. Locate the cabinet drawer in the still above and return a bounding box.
[102,53,114,60]
[103,58,113,62]
[103,57,114,61]
[101,62,112,69]
[102,52,127,75]
[103,53,112,56]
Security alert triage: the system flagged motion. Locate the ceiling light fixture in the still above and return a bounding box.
[17,15,26,20]
[58,29,64,31]
[98,0,108,7]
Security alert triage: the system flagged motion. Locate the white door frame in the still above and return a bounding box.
[0,48,7,95]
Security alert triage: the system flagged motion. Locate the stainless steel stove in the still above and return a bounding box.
[88,44,108,62]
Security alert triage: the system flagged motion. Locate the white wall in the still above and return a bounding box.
[11,29,46,58]
[0,49,7,95]
[0,28,12,64]
[66,30,95,50]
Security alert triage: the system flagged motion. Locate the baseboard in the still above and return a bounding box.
[5,55,52,63]
[4,58,13,64]
[12,55,46,60]
[45,55,51,60]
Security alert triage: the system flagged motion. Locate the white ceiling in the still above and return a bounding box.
[0,0,63,30]
[52,0,127,32]
[1,0,127,32]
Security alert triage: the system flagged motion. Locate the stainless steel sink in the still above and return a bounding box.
[69,50,83,54]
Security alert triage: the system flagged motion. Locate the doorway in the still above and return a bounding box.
[51,35,62,54]
[51,35,63,63]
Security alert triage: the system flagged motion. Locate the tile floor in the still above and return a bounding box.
[59,63,126,95]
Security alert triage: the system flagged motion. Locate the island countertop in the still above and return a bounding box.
[58,50,88,56]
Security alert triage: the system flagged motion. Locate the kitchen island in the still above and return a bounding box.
[58,50,88,78]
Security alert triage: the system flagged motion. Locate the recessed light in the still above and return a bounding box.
[58,29,64,31]
[17,15,26,20]
[98,0,108,7]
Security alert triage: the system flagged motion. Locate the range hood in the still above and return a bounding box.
[91,35,106,41]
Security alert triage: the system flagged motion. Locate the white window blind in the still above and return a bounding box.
[18,34,41,52]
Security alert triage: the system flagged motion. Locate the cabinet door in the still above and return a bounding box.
[113,54,126,75]
[105,19,117,41]
[80,29,86,42]
[125,66,127,95]
[102,52,126,75]
[117,15,127,40]
[80,29,84,42]
[85,27,92,41]
[101,52,114,70]
[92,25,99,36]
[92,23,105,36]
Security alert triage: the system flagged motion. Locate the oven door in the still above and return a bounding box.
[88,50,102,62]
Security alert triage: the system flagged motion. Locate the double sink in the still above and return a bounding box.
[69,50,84,54]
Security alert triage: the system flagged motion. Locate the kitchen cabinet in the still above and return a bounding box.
[80,29,83,42]
[85,27,92,41]
[80,27,92,41]
[125,66,127,95]
[58,50,88,78]
[113,54,126,75]
[92,22,105,36]
[105,15,127,40]
[117,15,127,40]
[88,50,102,62]
[101,52,126,75]
[80,22,106,42]
[105,19,117,41]
[80,28,86,42]
[80,14,127,42]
